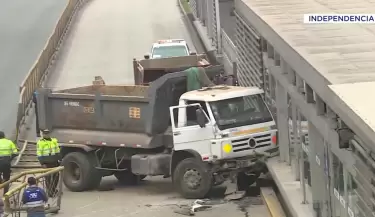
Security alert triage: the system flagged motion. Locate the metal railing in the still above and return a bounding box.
[221,29,237,74]
[15,0,89,141]
[190,0,222,52]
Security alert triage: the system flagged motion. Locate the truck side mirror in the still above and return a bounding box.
[144,54,150,59]
[196,108,206,128]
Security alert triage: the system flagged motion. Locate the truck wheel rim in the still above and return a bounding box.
[183,169,202,189]
[67,162,81,181]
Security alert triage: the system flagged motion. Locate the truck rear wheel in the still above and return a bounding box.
[173,158,212,199]
[62,152,102,192]
[114,171,146,185]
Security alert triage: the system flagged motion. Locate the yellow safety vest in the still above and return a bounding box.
[0,138,18,157]
[36,138,60,157]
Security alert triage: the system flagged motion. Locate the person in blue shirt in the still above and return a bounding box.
[33,91,40,137]
[22,177,48,217]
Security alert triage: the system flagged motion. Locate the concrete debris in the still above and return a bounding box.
[173,199,213,216]
[224,191,246,201]
[174,206,195,216]
[191,199,212,212]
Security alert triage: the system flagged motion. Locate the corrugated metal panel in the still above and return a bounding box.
[347,139,375,216]
[234,11,263,89]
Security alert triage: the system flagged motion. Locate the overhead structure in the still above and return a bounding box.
[232,0,375,217]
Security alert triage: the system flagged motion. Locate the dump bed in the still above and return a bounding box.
[36,66,223,148]
[133,54,210,85]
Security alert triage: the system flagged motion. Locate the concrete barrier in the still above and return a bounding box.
[14,0,90,140]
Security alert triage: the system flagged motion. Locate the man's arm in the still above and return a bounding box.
[21,191,27,204]
[36,140,43,157]
[10,140,18,159]
[52,138,60,153]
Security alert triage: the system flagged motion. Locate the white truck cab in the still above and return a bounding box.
[148,39,195,59]
[170,85,277,162]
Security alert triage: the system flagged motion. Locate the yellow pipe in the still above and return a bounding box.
[3,166,64,197]
[0,168,52,189]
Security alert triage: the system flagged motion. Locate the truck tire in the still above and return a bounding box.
[62,152,102,192]
[173,158,212,199]
[114,171,146,185]
[237,172,258,191]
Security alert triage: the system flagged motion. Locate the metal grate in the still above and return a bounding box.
[234,11,263,89]
[189,0,198,18]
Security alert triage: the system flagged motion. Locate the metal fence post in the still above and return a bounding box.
[214,0,222,54]
[206,0,214,39]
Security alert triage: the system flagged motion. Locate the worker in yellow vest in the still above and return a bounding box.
[0,131,18,195]
[36,129,61,197]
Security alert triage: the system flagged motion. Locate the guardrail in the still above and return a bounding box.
[221,28,237,76]
[15,0,88,140]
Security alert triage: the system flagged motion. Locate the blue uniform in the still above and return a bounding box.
[22,186,47,217]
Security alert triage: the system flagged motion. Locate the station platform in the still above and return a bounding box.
[267,157,314,217]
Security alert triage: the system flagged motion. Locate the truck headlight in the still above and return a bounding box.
[222,143,232,153]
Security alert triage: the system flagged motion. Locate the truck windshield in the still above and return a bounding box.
[209,94,274,130]
[152,45,188,58]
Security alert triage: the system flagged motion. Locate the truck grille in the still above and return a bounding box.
[231,133,272,152]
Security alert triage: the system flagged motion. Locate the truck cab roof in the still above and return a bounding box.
[180,86,264,102]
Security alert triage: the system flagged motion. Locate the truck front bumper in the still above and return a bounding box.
[212,146,279,172]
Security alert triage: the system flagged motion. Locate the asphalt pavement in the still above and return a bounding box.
[44,0,197,89]
[0,0,68,136]
[55,176,270,217]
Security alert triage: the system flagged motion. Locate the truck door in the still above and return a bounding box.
[170,104,215,158]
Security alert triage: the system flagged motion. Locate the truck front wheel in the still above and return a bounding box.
[62,152,102,192]
[173,158,212,199]
[114,171,146,185]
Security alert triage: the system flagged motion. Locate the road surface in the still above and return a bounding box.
[0,0,68,136]
[20,0,271,216]
[45,0,197,89]
[56,177,270,217]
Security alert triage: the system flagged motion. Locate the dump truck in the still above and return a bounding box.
[35,65,278,199]
[133,54,211,85]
